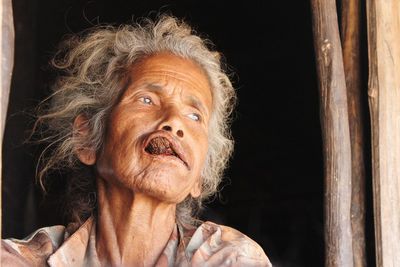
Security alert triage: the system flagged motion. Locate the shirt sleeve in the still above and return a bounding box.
[184,221,272,267]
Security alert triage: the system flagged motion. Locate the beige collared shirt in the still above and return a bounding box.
[2,216,271,266]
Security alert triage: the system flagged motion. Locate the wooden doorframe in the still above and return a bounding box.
[0,0,16,241]
[312,0,400,266]
[367,0,400,266]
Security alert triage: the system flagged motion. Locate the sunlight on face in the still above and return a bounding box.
[95,53,213,203]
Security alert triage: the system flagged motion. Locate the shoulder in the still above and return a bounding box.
[1,225,66,266]
[183,221,272,267]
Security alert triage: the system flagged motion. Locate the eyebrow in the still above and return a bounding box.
[146,83,163,92]
[144,82,209,116]
[187,95,208,116]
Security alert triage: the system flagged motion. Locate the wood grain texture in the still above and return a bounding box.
[341,0,367,266]
[367,0,400,266]
[1,0,15,241]
[310,0,353,266]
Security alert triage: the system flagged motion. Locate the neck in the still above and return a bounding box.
[95,178,177,267]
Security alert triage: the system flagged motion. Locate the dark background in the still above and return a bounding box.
[2,1,374,266]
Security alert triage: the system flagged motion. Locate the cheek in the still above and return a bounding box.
[109,109,154,145]
[189,128,209,169]
[101,115,150,173]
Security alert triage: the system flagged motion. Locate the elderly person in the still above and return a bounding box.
[2,15,271,266]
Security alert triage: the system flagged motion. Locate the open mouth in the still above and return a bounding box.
[144,136,189,169]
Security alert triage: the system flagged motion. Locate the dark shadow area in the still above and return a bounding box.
[357,0,376,265]
[2,1,331,266]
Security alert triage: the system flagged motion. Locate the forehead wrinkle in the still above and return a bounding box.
[137,68,210,93]
[128,54,213,113]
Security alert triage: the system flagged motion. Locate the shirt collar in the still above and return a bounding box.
[46,216,186,267]
[47,216,99,266]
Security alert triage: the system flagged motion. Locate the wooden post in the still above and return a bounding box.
[341,0,366,266]
[367,0,400,266]
[310,0,354,266]
[1,0,15,240]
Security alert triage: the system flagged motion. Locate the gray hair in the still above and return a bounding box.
[36,15,236,226]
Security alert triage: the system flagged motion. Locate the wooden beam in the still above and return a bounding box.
[341,0,367,266]
[310,0,353,266]
[1,0,15,241]
[367,0,400,266]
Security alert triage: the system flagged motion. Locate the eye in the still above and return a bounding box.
[188,113,201,122]
[139,96,153,105]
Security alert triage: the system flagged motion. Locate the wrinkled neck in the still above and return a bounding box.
[95,177,177,267]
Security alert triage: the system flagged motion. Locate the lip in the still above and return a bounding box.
[143,130,190,170]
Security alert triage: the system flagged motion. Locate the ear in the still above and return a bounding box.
[189,178,202,198]
[73,114,96,165]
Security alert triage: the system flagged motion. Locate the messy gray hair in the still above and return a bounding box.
[36,15,236,226]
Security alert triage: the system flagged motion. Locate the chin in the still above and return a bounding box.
[121,167,189,203]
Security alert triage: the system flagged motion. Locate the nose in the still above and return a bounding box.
[162,125,184,138]
[159,106,185,138]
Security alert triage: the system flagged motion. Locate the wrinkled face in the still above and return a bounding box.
[95,53,213,203]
